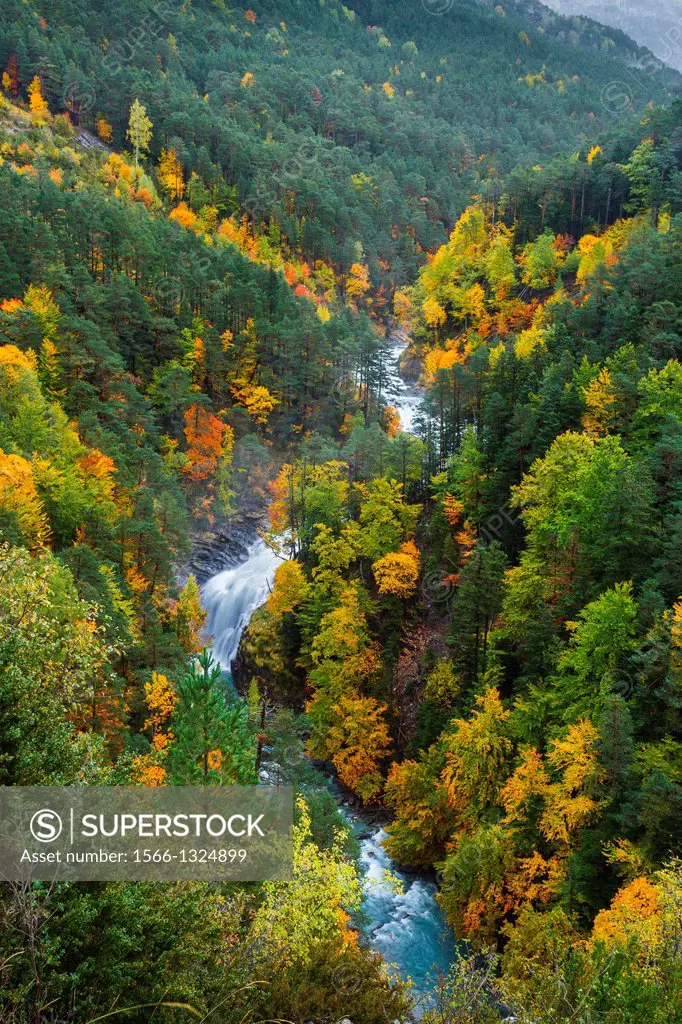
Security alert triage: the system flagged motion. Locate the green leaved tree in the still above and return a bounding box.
[126,98,153,177]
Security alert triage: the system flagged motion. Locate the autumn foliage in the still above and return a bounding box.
[183,403,227,480]
[372,540,420,598]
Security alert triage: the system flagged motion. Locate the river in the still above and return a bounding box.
[348,815,455,1017]
[385,329,423,436]
[200,332,455,1018]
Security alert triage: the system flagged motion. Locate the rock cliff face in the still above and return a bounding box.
[231,602,306,709]
[188,512,265,584]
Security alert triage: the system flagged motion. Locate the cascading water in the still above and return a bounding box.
[356,824,455,1018]
[385,327,421,436]
[200,334,455,1017]
[386,331,423,435]
[201,538,283,672]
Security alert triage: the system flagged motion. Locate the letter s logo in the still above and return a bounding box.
[30,809,63,843]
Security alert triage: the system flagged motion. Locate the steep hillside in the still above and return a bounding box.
[249,101,682,1018]
[1,1,682,1021]
[0,0,679,289]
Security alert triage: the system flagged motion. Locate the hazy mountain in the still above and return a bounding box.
[542,0,682,69]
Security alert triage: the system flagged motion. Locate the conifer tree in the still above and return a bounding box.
[168,650,256,784]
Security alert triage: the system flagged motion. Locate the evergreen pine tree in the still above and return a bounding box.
[168,650,256,785]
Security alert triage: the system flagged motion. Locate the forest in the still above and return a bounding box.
[0,0,681,1021]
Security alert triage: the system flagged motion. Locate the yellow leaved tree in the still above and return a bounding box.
[157,147,185,201]
[372,539,421,598]
[0,451,50,549]
[28,76,49,123]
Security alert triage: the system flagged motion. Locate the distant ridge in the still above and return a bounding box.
[541,0,682,70]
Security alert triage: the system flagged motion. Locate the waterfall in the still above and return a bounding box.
[200,538,283,672]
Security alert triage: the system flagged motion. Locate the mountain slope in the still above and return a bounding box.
[0,0,679,289]
[0,1,682,1021]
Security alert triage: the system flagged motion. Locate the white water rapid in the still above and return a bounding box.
[386,332,423,434]
[357,825,455,1017]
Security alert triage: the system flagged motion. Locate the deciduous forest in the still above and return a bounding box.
[0,0,681,1020]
